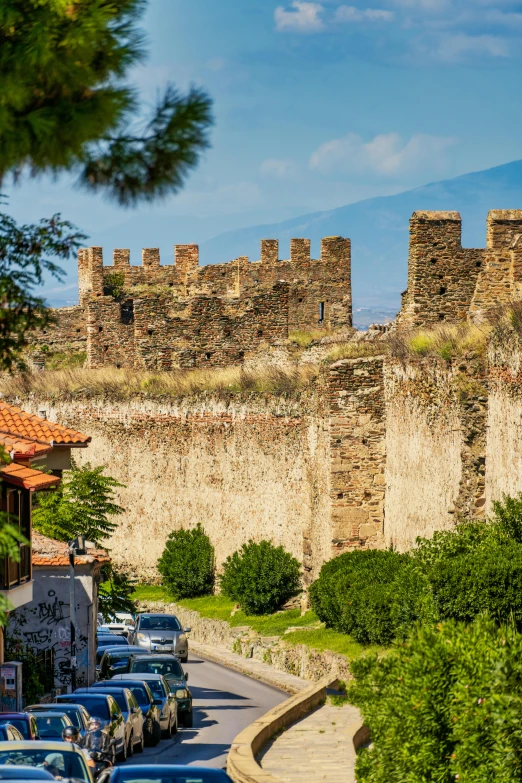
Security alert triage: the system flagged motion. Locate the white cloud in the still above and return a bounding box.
[334,5,394,22]
[274,1,325,32]
[260,158,299,179]
[436,33,510,60]
[309,132,457,178]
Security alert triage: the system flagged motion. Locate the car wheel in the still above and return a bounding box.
[151,720,161,747]
[117,737,127,762]
[135,732,144,753]
[183,710,193,729]
[127,732,134,758]
[172,716,178,735]
[180,655,188,663]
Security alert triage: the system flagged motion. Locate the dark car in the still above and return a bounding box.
[26,703,91,737]
[0,767,54,781]
[99,646,144,679]
[96,643,136,669]
[0,724,25,741]
[88,680,161,747]
[128,614,189,662]
[129,654,193,728]
[0,713,39,740]
[56,693,126,761]
[31,712,73,740]
[75,687,144,757]
[97,635,129,648]
[96,765,232,783]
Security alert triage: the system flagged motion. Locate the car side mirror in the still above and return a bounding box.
[185,672,189,681]
[153,699,162,706]
[184,628,191,633]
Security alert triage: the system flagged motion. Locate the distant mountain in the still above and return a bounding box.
[200,160,522,326]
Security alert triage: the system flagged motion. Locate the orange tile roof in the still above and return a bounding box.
[0,433,52,461]
[0,463,61,491]
[0,403,91,447]
[32,532,110,567]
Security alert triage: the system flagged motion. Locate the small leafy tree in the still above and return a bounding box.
[157,524,214,600]
[348,616,522,783]
[98,564,136,621]
[33,460,125,546]
[220,540,301,615]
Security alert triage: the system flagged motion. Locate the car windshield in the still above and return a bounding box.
[131,660,184,679]
[58,708,81,728]
[61,697,110,720]
[99,692,127,712]
[145,680,165,699]
[108,653,132,665]
[139,616,181,631]
[0,749,89,782]
[116,685,149,706]
[33,716,67,738]
[0,719,28,739]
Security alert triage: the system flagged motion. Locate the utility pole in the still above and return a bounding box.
[68,536,86,693]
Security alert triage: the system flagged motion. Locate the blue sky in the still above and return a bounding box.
[7,0,522,302]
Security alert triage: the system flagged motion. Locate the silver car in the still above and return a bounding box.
[128,614,190,662]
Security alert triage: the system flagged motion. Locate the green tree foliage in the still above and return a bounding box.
[0,0,213,206]
[157,524,214,600]
[220,540,301,615]
[348,616,522,783]
[33,460,124,546]
[0,206,84,370]
[98,564,136,620]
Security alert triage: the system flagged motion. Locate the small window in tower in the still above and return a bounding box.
[430,258,437,264]
[476,261,481,268]
[257,330,263,338]
[439,313,445,321]
[298,298,303,303]
[439,287,447,295]
[318,302,325,324]
[76,328,81,333]
[148,329,153,336]
[98,325,103,332]
[205,352,211,360]
[120,300,134,325]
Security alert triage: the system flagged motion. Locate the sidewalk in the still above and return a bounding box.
[257,698,361,783]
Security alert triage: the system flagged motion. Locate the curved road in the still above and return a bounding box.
[124,653,287,770]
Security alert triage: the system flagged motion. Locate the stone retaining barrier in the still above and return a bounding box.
[227,675,337,783]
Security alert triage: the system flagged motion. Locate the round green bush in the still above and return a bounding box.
[157,523,214,599]
[310,549,433,645]
[220,540,301,615]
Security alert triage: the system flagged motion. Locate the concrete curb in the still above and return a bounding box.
[226,674,337,783]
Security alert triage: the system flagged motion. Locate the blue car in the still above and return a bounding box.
[95,765,232,783]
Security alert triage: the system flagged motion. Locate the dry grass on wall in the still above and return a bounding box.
[0,363,319,401]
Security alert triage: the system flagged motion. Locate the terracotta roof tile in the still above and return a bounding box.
[32,532,110,567]
[0,403,91,447]
[0,463,61,491]
[0,433,52,460]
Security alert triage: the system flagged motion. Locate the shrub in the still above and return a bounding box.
[310,550,433,645]
[429,542,522,627]
[220,540,301,615]
[348,616,522,783]
[157,524,215,600]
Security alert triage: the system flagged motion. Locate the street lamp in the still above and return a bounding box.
[68,535,86,693]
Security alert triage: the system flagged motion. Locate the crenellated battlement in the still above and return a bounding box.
[75,234,352,370]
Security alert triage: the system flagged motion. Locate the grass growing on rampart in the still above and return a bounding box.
[0,364,318,401]
[390,322,489,361]
[132,586,383,660]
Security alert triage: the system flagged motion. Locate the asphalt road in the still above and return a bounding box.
[123,653,287,770]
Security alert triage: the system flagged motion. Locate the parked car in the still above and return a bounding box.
[128,614,190,662]
[26,704,91,738]
[74,687,144,756]
[101,614,135,637]
[95,765,232,783]
[110,674,177,738]
[0,724,25,741]
[31,712,73,740]
[0,742,94,783]
[0,767,54,781]
[88,680,161,747]
[129,654,193,728]
[56,693,126,762]
[0,713,39,740]
[98,646,145,680]
[97,635,129,648]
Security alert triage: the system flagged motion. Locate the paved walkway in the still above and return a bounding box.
[257,699,361,783]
